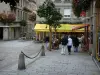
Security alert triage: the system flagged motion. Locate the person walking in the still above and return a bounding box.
[67,35,72,55]
[45,36,49,50]
[72,35,80,52]
[61,35,68,55]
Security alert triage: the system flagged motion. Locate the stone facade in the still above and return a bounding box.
[36,0,81,23]
[0,0,36,40]
[85,0,100,61]
[0,2,20,40]
[16,0,37,39]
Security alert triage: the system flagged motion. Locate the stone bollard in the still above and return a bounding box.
[41,45,45,56]
[18,52,26,70]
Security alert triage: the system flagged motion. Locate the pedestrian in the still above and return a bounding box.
[45,36,49,50]
[67,35,72,55]
[61,35,68,55]
[72,35,80,52]
[81,34,85,51]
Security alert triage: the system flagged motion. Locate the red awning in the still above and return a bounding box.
[72,24,90,31]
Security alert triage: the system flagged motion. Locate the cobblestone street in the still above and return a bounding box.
[0,40,41,70]
[0,41,99,75]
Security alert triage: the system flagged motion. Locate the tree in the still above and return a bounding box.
[0,0,19,10]
[53,22,61,38]
[37,0,62,51]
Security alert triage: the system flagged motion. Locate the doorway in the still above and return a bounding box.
[0,27,3,39]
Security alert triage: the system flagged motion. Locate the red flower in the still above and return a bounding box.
[80,11,86,17]
[7,13,16,22]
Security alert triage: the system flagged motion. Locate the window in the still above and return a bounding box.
[54,0,61,3]
[19,10,22,20]
[64,9,71,18]
[64,15,70,17]
[64,0,71,3]
[18,10,20,20]
[25,12,27,20]
[20,0,22,7]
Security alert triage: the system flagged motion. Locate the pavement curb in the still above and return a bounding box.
[92,56,100,71]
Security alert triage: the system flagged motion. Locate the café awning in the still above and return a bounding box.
[72,24,90,31]
[34,24,89,32]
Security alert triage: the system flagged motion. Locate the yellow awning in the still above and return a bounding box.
[34,24,89,32]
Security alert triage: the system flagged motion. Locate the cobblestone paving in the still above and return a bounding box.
[0,40,41,70]
[0,45,100,75]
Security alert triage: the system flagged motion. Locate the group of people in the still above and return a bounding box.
[44,35,60,50]
[61,35,80,55]
[44,34,85,55]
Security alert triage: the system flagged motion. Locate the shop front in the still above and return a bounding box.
[34,24,89,41]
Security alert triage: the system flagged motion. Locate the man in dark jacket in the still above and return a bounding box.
[61,35,68,55]
[72,35,80,52]
[45,36,49,49]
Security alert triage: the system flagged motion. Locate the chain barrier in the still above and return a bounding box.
[18,45,45,70]
[21,49,42,59]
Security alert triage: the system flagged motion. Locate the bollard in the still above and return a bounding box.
[18,52,26,70]
[41,45,45,56]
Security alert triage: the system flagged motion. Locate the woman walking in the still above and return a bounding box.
[67,35,72,55]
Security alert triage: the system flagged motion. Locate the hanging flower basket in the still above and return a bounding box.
[7,13,16,23]
[28,13,36,21]
[0,12,8,24]
[0,12,16,24]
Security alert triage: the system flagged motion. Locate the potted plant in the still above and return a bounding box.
[7,13,16,23]
[0,12,8,24]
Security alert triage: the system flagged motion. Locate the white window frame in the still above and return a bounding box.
[64,9,71,18]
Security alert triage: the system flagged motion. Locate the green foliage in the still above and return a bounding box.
[0,0,19,10]
[37,0,62,27]
[20,20,27,26]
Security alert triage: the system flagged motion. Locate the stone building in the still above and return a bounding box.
[0,0,36,40]
[83,0,100,61]
[36,0,81,23]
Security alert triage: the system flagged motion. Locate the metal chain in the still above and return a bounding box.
[21,49,42,59]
